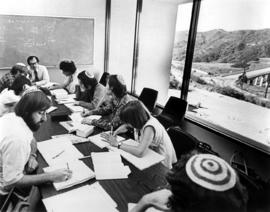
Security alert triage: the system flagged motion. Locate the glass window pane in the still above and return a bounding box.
[184,0,270,152]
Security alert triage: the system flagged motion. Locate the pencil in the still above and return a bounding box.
[52,150,65,159]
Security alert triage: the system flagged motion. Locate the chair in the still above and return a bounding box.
[156,96,187,129]
[99,72,110,86]
[167,126,198,159]
[138,88,158,113]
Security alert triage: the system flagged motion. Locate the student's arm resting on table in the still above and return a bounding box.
[130,189,172,212]
[2,137,72,191]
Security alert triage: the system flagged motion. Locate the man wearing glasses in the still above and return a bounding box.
[27,56,50,87]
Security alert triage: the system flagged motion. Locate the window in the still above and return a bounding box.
[170,0,270,152]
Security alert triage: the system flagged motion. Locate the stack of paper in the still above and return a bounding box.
[111,139,165,170]
[43,183,118,212]
[37,138,83,166]
[51,134,89,144]
[43,160,95,190]
[92,152,130,180]
[88,132,126,149]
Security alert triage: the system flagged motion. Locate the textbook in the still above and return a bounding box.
[111,139,165,170]
[50,88,69,99]
[43,183,118,212]
[59,121,95,137]
[43,160,95,191]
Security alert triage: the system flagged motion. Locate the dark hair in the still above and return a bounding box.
[120,100,150,129]
[10,76,31,95]
[27,56,39,65]
[59,60,77,75]
[15,91,51,131]
[77,71,98,89]
[166,151,248,212]
[99,72,110,86]
[108,75,127,98]
[10,64,28,76]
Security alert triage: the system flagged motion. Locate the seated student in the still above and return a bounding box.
[131,152,248,212]
[49,60,78,93]
[0,89,72,207]
[101,100,177,169]
[0,64,28,93]
[81,74,131,130]
[0,76,32,117]
[74,70,106,110]
[27,56,50,87]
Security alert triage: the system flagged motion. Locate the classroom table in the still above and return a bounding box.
[34,103,169,212]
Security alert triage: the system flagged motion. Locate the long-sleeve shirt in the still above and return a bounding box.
[77,83,106,110]
[91,94,131,130]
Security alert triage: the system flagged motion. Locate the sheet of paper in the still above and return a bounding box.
[37,138,83,166]
[110,139,165,170]
[91,152,130,180]
[43,183,118,212]
[89,132,125,149]
[43,160,95,190]
[51,134,89,144]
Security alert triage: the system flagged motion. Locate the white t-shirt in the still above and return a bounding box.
[0,113,33,195]
[135,116,177,169]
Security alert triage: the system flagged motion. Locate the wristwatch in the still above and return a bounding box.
[117,142,122,149]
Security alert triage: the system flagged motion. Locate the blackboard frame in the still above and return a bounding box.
[0,14,94,68]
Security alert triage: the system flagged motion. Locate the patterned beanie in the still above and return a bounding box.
[185,154,236,192]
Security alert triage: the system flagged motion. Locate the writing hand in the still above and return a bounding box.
[50,169,73,183]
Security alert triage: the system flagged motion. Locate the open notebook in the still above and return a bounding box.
[111,139,165,170]
[43,183,118,212]
[37,137,83,166]
[43,160,95,191]
[88,131,126,149]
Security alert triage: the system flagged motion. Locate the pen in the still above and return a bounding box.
[66,162,70,170]
[52,150,65,159]
[79,155,92,160]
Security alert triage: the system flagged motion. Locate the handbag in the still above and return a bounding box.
[230,151,270,212]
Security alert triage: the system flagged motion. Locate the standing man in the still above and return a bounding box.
[0,89,72,207]
[27,56,50,87]
[0,64,28,93]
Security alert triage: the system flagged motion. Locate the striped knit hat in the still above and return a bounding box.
[185,154,236,192]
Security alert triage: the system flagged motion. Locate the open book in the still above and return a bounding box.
[43,160,95,191]
[59,121,94,137]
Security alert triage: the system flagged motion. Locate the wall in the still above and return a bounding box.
[0,0,106,82]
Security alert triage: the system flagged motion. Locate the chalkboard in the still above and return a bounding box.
[0,15,94,68]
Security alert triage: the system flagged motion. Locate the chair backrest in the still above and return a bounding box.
[138,87,158,112]
[99,72,110,86]
[162,96,187,122]
[167,126,198,158]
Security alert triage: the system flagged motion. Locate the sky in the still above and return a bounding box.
[177,0,270,32]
